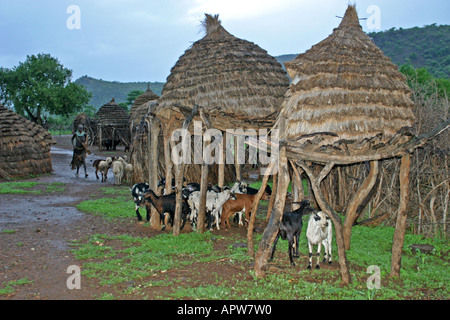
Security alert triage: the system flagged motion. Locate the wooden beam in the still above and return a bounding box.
[391,153,411,278]
[343,160,379,250]
[254,146,290,278]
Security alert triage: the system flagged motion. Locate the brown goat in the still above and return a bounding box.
[221,192,270,229]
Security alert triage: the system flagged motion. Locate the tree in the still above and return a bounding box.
[0,53,91,126]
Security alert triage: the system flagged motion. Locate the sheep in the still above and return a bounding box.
[141,189,189,231]
[131,183,151,222]
[221,190,270,229]
[95,157,113,182]
[124,163,133,182]
[112,158,125,185]
[269,200,316,266]
[306,210,333,269]
[187,188,236,231]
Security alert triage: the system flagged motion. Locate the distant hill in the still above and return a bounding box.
[276,24,449,79]
[369,24,450,79]
[75,76,164,109]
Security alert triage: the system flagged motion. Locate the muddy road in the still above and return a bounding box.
[0,136,142,300]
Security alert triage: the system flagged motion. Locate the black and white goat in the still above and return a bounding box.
[131,183,151,222]
[269,200,316,266]
[306,211,333,269]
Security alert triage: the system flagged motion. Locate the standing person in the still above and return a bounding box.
[71,125,89,177]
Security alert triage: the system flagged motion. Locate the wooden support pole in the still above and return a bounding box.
[391,153,411,278]
[266,173,277,221]
[147,115,160,229]
[173,106,198,236]
[254,146,290,278]
[343,160,379,250]
[247,160,275,257]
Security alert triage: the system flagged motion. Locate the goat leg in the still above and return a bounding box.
[269,233,281,262]
[135,204,143,222]
[316,243,322,269]
[288,240,296,267]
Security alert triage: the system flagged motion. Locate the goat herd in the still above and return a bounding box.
[91,155,333,269]
[130,180,334,270]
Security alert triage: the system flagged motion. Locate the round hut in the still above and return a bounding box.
[157,14,289,131]
[254,5,418,283]
[0,104,55,179]
[97,98,130,150]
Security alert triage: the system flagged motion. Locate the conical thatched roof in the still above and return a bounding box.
[277,5,416,160]
[157,14,290,131]
[130,86,159,125]
[97,98,130,127]
[0,104,55,178]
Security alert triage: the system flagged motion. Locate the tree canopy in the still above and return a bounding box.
[0,53,91,126]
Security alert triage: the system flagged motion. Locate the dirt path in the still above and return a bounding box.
[0,136,139,300]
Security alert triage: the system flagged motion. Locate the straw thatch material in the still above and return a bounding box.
[157,14,290,131]
[277,5,416,158]
[97,98,130,127]
[0,104,55,178]
[97,98,130,147]
[130,86,159,126]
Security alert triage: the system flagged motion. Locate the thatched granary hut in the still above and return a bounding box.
[97,98,130,150]
[130,85,159,128]
[253,5,421,283]
[141,14,289,234]
[157,14,290,132]
[0,104,55,179]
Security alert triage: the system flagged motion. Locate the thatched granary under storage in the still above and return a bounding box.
[0,104,55,179]
[157,14,290,131]
[254,5,419,283]
[97,98,130,149]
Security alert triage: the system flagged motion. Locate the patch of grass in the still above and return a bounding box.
[0,278,33,296]
[1,230,16,234]
[76,196,134,220]
[0,181,66,194]
[72,232,222,289]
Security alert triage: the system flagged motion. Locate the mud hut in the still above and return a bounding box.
[144,14,290,234]
[0,104,55,179]
[252,5,423,283]
[97,98,130,150]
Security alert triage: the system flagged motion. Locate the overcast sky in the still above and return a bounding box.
[0,0,448,83]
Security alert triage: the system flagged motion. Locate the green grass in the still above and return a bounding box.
[73,182,449,300]
[0,278,33,296]
[0,181,66,194]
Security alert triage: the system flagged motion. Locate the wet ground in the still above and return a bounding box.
[0,136,141,299]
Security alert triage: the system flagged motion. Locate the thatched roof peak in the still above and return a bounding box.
[276,4,416,162]
[202,14,232,39]
[338,4,361,29]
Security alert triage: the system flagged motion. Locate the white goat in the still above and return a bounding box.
[112,158,125,185]
[306,211,333,269]
[187,188,236,231]
[98,157,113,182]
